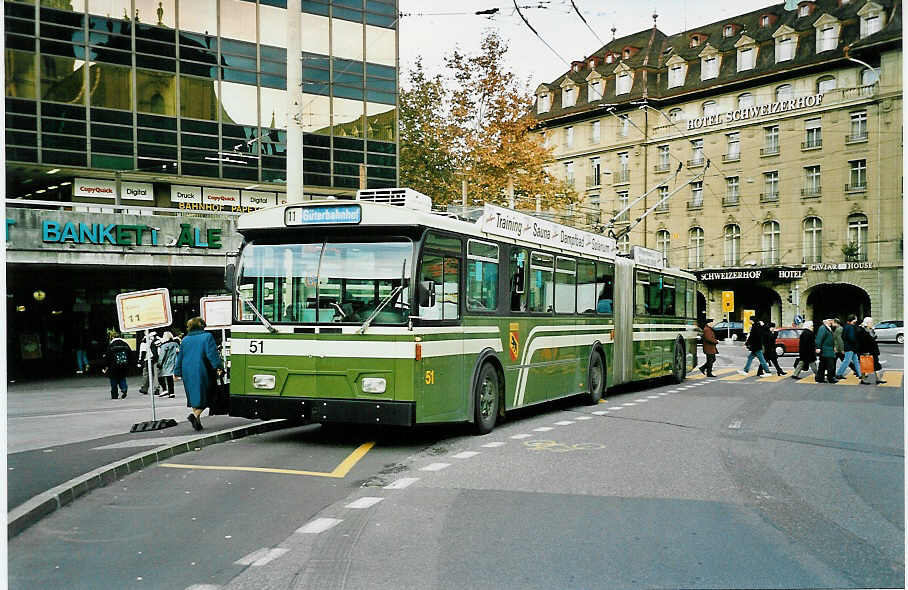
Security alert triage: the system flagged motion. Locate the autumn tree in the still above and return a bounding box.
[399,31,576,211]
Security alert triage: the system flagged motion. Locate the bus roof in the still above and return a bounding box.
[236,200,696,280]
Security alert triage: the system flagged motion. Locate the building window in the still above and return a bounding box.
[563,86,576,107]
[668,64,685,88]
[724,24,735,38]
[724,224,741,266]
[605,54,614,64]
[537,93,550,113]
[590,120,601,144]
[725,176,740,204]
[726,132,740,160]
[564,161,575,186]
[690,181,703,207]
[861,68,880,86]
[616,72,631,95]
[589,79,603,100]
[656,185,669,211]
[658,145,670,170]
[816,75,837,94]
[847,214,868,261]
[688,227,705,268]
[737,93,754,108]
[616,191,629,222]
[761,15,770,27]
[803,217,823,263]
[702,100,718,117]
[701,56,719,80]
[617,151,629,183]
[617,115,630,138]
[565,126,574,148]
[804,165,821,196]
[798,4,810,17]
[804,118,822,149]
[763,125,780,155]
[861,13,883,38]
[586,195,601,226]
[617,234,629,254]
[849,111,868,142]
[848,159,867,191]
[689,138,704,166]
[776,37,795,62]
[542,131,551,148]
[623,49,631,59]
[737,47,755,71]
[818,26,838,52]
[690,36,700,48]
[589,157,601,186]
[775,84,793,101]
[763,171,779,201]
[668,108,683,122]
[762,220,781,265]
[657,230,671,265]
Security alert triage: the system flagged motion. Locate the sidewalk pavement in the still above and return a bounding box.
[7,374,289,538]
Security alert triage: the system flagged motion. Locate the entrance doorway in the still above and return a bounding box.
[733,285,783,326]
[804,283,871,325]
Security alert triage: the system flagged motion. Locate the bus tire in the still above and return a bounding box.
[671,338,686,384]
[473,362,499,435]
[584,348,606,405]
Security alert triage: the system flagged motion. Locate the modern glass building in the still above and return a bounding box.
[5,0,399,201]
[4,0,399,379]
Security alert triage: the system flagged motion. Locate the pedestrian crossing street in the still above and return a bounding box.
[687,366,903,387]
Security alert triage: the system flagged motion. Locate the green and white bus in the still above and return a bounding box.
[227,189,699,434]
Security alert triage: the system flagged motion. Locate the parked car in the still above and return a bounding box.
[774,327,805,357]
[873,320,904,344]
[712,321,745,341]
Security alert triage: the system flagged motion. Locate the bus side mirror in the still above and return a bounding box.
[418,280,436,308]
[225,263,236,292]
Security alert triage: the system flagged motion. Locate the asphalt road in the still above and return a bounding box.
[8,343,904,589]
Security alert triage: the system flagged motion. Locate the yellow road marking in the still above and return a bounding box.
[721,372,752,381]
[880,371,903,388]
[160,441,376,478]
[756,374,788,383]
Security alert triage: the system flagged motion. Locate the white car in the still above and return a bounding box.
[873,320,903,344]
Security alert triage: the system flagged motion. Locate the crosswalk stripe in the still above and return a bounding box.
[755,374,788,383]
[880,371,903,387]
[721,372,752,381]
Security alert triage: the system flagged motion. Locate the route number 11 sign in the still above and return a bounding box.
[116,288,173,333]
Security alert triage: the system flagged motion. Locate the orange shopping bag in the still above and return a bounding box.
[859,355,875,375]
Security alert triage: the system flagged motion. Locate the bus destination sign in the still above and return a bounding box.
[285,205,362,226]
[480,204,617,259]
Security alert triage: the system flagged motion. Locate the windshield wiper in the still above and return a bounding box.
[357,259,407,334]
[239,296,278,333]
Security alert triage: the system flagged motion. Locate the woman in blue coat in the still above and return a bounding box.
[174,317,223,431]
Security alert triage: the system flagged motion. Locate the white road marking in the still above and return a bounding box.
[533,427,554,432]
[574,416,592,420]
[451,451,480,459]
[346,497,384,509]
[634,399,649,402]
[510,434,532,439]
[607,406,623,410]
[235,548,288,566]
[728,421,742,430]
[384,477,419,489]
[554,420,575,426]
[647,395,660,399]
[621,403,637,407]
[668,389,681,393]
[592,411,608,415]
[420,462,450,472]
[481,441,506,447]
[185,585,222,590]
[658,392,670,396]
[295,518,342,534]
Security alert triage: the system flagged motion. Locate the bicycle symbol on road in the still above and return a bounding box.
[523,440,604,453]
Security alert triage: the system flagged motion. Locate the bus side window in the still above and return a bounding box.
[577,260,596,313]
[554,257,576,313]
[420,254,460,321]
[663,277,676,316]
[647,274,663,315]
[528,252,554,313]
[596,261,614,314]
[685,279,696,318]
[635,271,649,315]
[510,247,527,312]
[467,240,499,312]
[675,279,686,318]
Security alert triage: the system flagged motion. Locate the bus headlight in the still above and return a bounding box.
[361,378,387,393]
[253,374,275,389]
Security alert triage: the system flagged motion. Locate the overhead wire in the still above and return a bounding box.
[511,0,570,66]
[568,0,604,46]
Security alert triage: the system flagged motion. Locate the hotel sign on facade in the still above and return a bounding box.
[686,93,825,130]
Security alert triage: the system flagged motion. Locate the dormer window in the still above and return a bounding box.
[605,54,614,64]
[773,27,797,63]
[798,4,811,17]
[701,55,719,80]
[563,86,576,107]
[814,15,841,52]
[589,58,597,68]
[723,25,734,37]
[690,35,701,47]
[735,35,757,72]
[760,15,771,27]
[623,49,631,59]
[858,2,884,37]
[589,78,603,100]
[668,64,685,88]
[537,92,550,114]
[616,72,632,95]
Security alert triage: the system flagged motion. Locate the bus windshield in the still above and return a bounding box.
[236,239,413,325]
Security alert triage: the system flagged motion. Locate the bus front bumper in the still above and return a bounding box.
[229,395,415,427]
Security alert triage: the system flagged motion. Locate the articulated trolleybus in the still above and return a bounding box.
[227,188,699,434]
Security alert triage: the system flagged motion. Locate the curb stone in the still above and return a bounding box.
[8,419,290,539]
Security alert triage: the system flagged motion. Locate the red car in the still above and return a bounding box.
[774,327,805,357]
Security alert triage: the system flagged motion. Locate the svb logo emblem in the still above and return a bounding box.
[508,322,519,361]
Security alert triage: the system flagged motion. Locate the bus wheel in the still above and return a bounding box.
[671,339,686,384]
[473,363,499,435]
[584,349,605,405]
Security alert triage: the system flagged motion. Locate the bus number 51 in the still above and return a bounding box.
[424,370,435,385]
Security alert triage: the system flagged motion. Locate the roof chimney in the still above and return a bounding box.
[784,0,798,10]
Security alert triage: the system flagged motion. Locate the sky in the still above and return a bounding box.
[398,0,778,89]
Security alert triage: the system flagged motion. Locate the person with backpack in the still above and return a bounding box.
[738,319,771,376]
[155,332,180,398]
[102,334,133,399]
